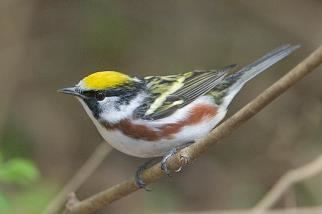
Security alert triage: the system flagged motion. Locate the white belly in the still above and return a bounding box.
[96,111,226,157]
[78,96,227,158]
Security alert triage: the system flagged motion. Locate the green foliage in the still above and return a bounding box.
[0,192,11,214]
[0,151,40,213]
[0,158,40,185]
[11,183,58,214]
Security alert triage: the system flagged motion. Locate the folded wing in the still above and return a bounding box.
[139,65,236,120]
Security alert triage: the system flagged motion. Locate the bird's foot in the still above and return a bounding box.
[175,154,190,173]
[135,143,193,189]
[135,158,159,191]
[160,142,193,176]
[161,148,177,176]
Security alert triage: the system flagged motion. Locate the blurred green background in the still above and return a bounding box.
[0,0,321,213]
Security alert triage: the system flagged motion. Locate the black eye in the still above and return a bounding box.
[95,92,105,101]
[82,91,95,97]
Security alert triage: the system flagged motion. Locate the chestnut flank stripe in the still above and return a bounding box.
[103,104,217,141]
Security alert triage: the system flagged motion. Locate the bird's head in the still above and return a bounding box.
[58,71,145,122]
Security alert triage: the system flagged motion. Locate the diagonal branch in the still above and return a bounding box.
[43,143,112,214]
[67,45,322,214]
[252,154,322,212]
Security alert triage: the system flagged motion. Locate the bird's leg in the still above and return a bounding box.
[135,142,193,189]
[161,142,193,176]
[135,158,160,190]
[160,148,177,176]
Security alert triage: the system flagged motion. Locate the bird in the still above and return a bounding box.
[58,44,299,188]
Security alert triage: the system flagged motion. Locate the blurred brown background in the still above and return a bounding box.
[0,0,321,213]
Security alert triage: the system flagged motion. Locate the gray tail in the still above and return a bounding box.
[221,44,300,108]
[227,44,300,89]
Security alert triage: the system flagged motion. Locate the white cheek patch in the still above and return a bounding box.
[98,96,119,113]
[99,92,147,124]
[99,96,119,104]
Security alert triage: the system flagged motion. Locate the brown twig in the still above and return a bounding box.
[43,143,112,214]
[167,135,322,214]
[67,45,322,214]
[252,154,322,212]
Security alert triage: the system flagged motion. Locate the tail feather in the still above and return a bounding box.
[227,44,300,88]
[220,44,300,108]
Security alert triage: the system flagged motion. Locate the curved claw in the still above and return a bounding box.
[161,159,171,176]
[135,171,152,191]
[161,146,192,175]
[161,148,178,176]
[173,155,190,172]
[135,173,150,190]
[174,165,183,173]
[181,154,190,164]
[135,158,160,191]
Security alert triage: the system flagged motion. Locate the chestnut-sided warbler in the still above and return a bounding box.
[59,44,299,188]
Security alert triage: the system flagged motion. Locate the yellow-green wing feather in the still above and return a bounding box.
[141,65,236,120]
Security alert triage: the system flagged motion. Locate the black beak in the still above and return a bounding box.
[57,87,81,97]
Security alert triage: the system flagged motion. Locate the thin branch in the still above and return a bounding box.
[252,154,322,211]
[166,136,322,214]
[43,143,112,214]
[167,145,322,214]
[68,45,322,214]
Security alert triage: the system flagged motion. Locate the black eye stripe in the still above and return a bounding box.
[81,90,120,99]
[80,81,145,99]
[105,90,122,97]
[82,91,96,97]
[95,92,105,101]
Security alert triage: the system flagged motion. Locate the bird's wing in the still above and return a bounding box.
[136,64,236,120]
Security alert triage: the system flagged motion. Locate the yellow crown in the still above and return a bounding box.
[80,71,130,90]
